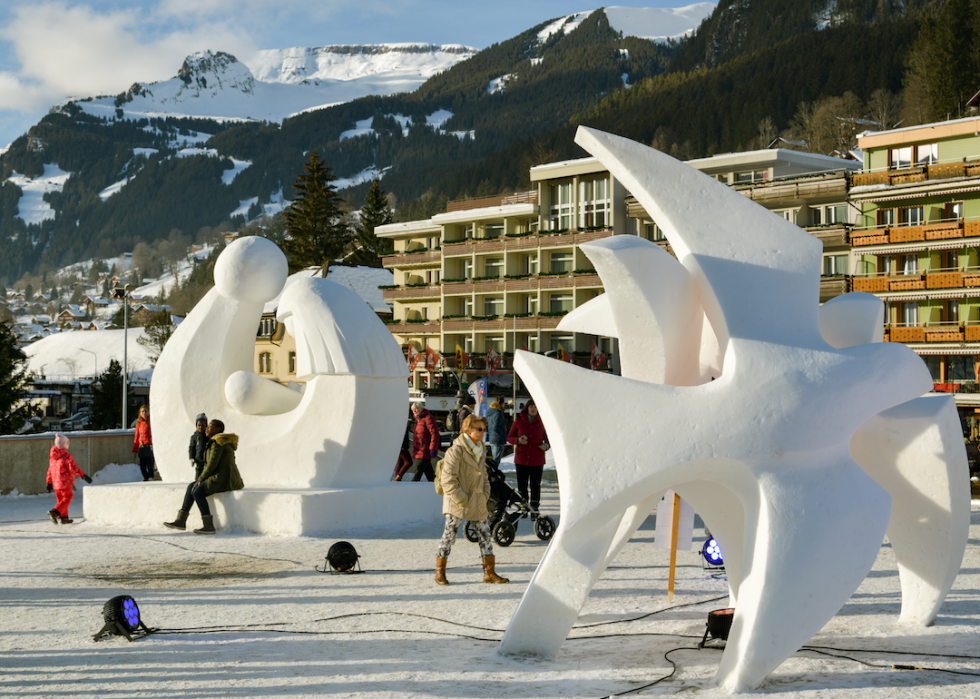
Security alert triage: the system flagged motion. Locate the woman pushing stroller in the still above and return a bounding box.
[435,414,509,586]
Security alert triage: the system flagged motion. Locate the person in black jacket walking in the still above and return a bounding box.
[187,413,209,480]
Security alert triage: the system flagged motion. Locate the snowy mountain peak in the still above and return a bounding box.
[175,50,256,97]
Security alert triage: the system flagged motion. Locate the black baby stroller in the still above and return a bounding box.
[464,460,556,546]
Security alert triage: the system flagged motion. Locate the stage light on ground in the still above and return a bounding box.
[700,607,735,648]
[93,595,151,642]
[702,537,724,567]
[316,541,362,574]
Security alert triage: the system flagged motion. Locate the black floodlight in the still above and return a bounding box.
[93,595,151,642]
[699,608,735,648]
[316,541,362,574]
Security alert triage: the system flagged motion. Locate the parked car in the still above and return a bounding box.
[59,412,90,431]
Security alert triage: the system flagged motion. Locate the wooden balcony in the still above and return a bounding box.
[853,160,980,188]
[446,190,538,213]
[855,267,980,293]
[886,323,980,343]
[442,315,566,332]
[819,276,850,302]
[441,272,602,295]
[383,321,441,334]
[381,250,441,268]
[382,285,441,301]
[441,228,613,256]
[850,221,969,247]
[806,224,849,248]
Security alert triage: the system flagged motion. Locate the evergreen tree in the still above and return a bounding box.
[89,359,127,430]
[281,152,350,276]
[136,310,176,367]
[0,321,32,435]
[349,179,394,267]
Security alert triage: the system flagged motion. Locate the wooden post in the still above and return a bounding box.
[668,492,681,603]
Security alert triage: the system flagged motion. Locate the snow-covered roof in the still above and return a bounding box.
[24,328,153,381]
[263,266,393,315]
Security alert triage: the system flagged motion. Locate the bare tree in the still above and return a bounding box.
[790,101,817,151]
[867,88,902,131]
[758,116,778,148]
[59,357,79,379]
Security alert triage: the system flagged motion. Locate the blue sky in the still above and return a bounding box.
[0,1,699,149]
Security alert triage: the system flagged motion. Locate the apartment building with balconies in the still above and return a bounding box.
[849,116,980,410]
[379,149,860,390]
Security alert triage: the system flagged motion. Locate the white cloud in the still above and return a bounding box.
[0,2,257,113]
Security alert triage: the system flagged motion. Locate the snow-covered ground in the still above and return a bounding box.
[6,164,71,224]
[23,327,153,381]
[3,477,980,698]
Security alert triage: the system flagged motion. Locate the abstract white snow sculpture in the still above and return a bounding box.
[150,236,409,488]
[498,127,969,691]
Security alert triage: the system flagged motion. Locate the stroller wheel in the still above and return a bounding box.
[493,520,516,547]
[464,521,479,543]
[534,516,556,541]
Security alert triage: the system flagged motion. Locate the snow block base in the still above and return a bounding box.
[83,482,443,535]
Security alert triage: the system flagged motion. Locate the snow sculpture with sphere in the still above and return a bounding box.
[497,127,969,691]
[150,236,409,488]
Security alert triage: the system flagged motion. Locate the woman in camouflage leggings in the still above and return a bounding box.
[435,414,509,585]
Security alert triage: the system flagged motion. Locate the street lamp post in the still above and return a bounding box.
[79,348,97,379]
[113,285,135,429]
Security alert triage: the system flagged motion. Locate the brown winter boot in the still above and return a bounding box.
[482,555,509,584]
[194,515,216,535]
[48,509,60,525]
[164,510,189,530]
[60,516,74,524]
[435,557,449,585]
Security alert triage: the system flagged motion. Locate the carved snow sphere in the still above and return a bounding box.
[214,236,288,304]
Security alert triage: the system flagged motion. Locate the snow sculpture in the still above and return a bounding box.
[498,127,969,691]
[150,236,409,487]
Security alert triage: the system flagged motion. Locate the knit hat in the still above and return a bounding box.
[195,413,207,424]
[54,433,69,450]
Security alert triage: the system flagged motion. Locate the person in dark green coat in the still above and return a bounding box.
[164,420,244,534]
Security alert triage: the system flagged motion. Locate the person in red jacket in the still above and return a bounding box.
[46,433,91,524]
[133,404,154,481]
[507,399,549,517]
[406,402,440,482]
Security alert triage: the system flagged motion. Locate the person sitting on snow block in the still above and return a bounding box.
[46,433,91,524]
[164,419,243,535]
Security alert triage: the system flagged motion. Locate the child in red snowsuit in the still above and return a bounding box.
[46,433,91,524]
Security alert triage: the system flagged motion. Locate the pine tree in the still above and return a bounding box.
[136,310,176,367]
[89,359,127,430]
[349,179,394,268]
[281,152,350,276]
[0,321,32,435]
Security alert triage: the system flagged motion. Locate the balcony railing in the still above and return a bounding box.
[381,285,442,301]
[852,265,980,293]
[852,159,980,188]
[932,381,980,394]
[441,272,602,295]
[441,227,613,256]
[885,321,980,343]
[383,321,441,334]
[380,249,441,267]
[850,219,980,247]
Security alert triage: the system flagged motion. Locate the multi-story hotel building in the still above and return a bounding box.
[378,149,861,390]
[850,115,980,416]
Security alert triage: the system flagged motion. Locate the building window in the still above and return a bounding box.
[485,223,504,239]
[549,183,572,230]
[550,294,573,313]
[915,143,938,166]
[463,259,474,279]
[923,356,942,382]
[551,335,574,352]
[898,206,924,226]
[580,178,609,228]
[257,317,277,337]
[946,202,964,221]
[550,252,573,273]
[778,210,794,222]
[735,169,767,183]
[463,298,474,316]
[526,254,538,275]
[527,296,538,315]
[826,204,848,224]
[900,302,918,326]
[822,255,848,276]
[945,299,959,323]
[890,146,912,169]
[484,297,503,316]
[900,254,918,275]
[877,208,894,226]
[485,257,504,277]
[259,352,273,373]
[948,355,975,381]
[288,352,296,374]
[487,336,504,352]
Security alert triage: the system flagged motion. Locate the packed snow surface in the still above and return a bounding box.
[263,266,394,315]
[605,4,718,41]
[3,483,980,698]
